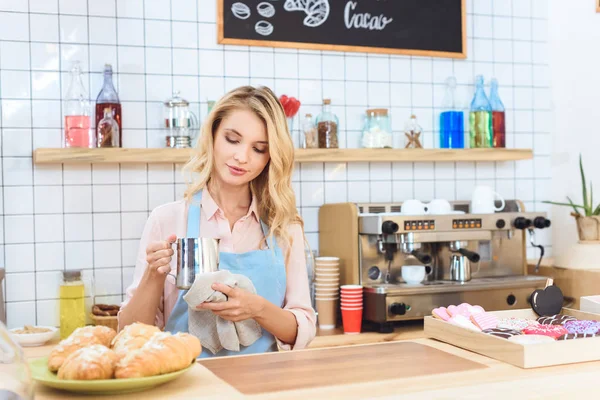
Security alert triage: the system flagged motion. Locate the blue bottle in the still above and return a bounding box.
[439,77,464,149]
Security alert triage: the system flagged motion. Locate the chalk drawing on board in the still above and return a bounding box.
[284,0,306,12]
[304,0,329,27]
[232,2,251,19]
[257,2,276,18]
[255,20,274,36]
[283,0,329,27]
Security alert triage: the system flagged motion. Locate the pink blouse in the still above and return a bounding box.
[120,190,317,350]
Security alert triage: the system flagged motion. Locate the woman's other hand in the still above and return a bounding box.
[197,283,266,322]
[144,234,177,279]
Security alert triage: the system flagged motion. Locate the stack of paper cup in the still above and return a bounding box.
[340,285,363,334]
[314,257,340,329]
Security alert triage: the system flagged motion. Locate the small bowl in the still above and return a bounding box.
[9,326,58,347]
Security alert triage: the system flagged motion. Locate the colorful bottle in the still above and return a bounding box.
[95,64,122,147]
[489,78,506,148]
[469,75,493,148]
[97,108,120,147]
[63,61,93,148]
[59,270,86,339]
[439,76,464,149]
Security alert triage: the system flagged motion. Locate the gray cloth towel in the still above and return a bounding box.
[182,270,263,354]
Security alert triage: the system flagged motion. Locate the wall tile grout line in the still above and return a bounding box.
[26,0,38,325]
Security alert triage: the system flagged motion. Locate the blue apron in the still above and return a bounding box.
[164,190,287,358]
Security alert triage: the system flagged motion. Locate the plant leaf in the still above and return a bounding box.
[580,154,590,216]
[543,199,584,215]
[542,200,585,208]
[567,196,584,215]
[594,203,600,215]
[590,181,594,215]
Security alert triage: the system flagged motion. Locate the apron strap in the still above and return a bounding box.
[187,190,203,239]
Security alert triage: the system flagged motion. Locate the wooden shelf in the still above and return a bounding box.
[33,148,533,164]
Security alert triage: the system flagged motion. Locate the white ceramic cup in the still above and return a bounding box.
[427,199,452,215]
[401,265,426,284]
[401,199,427,215]
[471,185,505,214]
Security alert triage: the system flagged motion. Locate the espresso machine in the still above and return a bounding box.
[318,200,551,333]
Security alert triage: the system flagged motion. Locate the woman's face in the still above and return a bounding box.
[212,109,270,188]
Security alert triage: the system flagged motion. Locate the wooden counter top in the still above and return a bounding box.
[22,326,600,399]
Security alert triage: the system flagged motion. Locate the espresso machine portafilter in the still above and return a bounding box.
[378,221,432,283]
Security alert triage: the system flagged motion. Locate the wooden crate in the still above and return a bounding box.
[424,308,600,368]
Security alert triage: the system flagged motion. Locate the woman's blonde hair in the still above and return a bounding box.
[183,85,303,259]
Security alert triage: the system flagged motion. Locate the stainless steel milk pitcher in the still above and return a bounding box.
[449,254,471,282]
[170,238,219,290]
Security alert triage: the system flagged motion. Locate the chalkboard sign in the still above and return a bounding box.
[217,0,466,59]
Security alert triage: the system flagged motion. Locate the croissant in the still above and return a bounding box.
[110,322,161,359]
[48,326,117,372]
[114,332,201,379]
[57,345,119,380]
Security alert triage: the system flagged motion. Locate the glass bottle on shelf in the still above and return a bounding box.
[63,61,93,148]
[404,114,423,148]
[59,270,86,339]
[97,108,120,147]
[439,76,464,149]
[95,64,122,147]
[469,75,493,148]
[361,108,392,148]
[301,113,318,149]
[489,78,506,148]
[315,99,339,149]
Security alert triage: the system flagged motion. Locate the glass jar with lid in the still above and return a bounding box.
[361,108,392,148]
[315,99,339,149]
[164,91,199,148]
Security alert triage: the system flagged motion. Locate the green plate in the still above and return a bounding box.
[29,357,195,395]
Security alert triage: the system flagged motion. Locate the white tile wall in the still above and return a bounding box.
[0,0,551,328]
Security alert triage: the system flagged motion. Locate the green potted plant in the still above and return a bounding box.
[544,154,600,241]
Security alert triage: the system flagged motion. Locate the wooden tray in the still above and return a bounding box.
[424,308,600,369]
[198,341,487,394]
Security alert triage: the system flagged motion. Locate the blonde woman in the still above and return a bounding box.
[118,86,317,357]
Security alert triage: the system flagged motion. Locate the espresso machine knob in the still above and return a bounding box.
[382,220,399,234]
[390,303,407,316]
[513,217,532,230]
[533,216,551,229]
[495,219,506,229]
